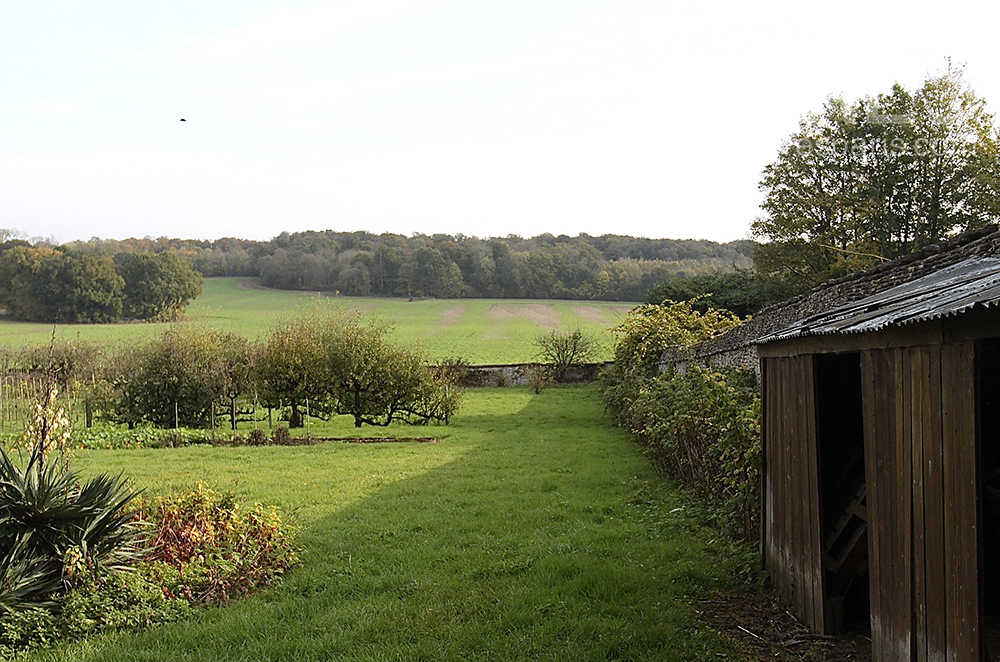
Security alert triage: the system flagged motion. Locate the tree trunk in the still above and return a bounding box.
[289,403,302,428]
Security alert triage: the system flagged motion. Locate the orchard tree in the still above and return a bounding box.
[255,310,333,428]
[117,326,246,428]
[256,305,461,428]
[323,315,461,427]
[752,61,1000,288]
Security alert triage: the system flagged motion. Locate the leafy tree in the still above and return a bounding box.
[61,230,757,302]
[322,315,461,427]
[116,327,246,428]
[753,62,1000,288]
[646,267,799,317]
[217,335,255,430]
[535,329,600,380]
[118,252,203,320]
[256,306,461,428]
[255,310,333,428]
[0,247,124,323]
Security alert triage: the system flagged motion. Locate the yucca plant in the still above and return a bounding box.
[0,441,143,612]
[0,534,61,614]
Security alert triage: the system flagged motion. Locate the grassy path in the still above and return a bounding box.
[36,386,740,661]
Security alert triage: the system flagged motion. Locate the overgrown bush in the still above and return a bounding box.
[525,364,555,394]
[624,367,760,538]
[143,485,299,606]
[601,301,760,539]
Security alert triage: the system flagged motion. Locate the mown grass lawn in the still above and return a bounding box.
[0,278,635,364]
[31,385,743,662]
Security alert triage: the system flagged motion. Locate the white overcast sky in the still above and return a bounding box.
[2,1,999,244]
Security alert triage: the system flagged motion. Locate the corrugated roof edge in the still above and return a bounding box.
[688,225,1000,356]
[752,254,1000,343]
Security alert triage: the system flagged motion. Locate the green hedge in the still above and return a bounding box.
[600,302,760,540]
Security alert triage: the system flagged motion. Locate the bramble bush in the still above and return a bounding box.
[143,484,299,607]
[601,301,761,539]
[624,367,760,538]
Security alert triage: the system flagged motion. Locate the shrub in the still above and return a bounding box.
[525,364,555,394]
[247,428,268,446]
[271,425,293,445]
[0,562,193,657]
[601,300,759,539]
[534,329,599,381]
[156,429,187,448]
[54,566,193,641]
[625,367,760,538]
[143,485,299,606]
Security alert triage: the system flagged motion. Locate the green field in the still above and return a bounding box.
[0,278,635,364]
[28,386,740,662]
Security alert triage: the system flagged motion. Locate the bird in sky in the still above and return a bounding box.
[180,118,186,122]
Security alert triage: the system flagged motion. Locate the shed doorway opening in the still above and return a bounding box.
[814,352,869,635]
[979,339,1000,624]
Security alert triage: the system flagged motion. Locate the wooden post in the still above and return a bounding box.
[253,391,260,431]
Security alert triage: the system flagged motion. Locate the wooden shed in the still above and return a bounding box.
[755,253,1000,661]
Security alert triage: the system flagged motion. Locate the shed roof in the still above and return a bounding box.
[676,225,1000,364]
[755,255,1000,344]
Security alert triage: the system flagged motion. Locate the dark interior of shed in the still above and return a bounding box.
[978,339,1000,619]
[814,352,870,636]
[977,339,1000,660]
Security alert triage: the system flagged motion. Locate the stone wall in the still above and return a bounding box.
[454,363,612,388]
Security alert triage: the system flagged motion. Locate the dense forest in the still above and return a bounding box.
[0,242,203,323]
[62,231,754,302]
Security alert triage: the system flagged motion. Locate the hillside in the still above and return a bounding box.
[0,277,633,364]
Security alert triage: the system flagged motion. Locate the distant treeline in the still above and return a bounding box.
[64,231,754,301]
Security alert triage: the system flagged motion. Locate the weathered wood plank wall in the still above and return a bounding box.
[764,343,982,661]
[762,355,825,632]
[860,344,980,662]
